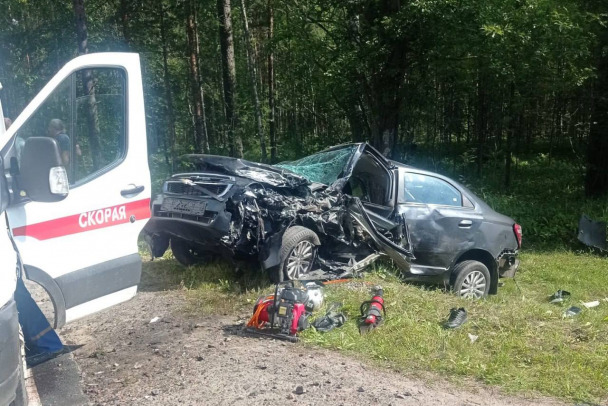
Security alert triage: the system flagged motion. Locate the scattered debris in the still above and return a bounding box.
[468,333,479,343]
[149,316,161,323]
[563,306,582,318]
[582,301,600,309]
[358,286,386,334]
[444,308,467,329]
[294,385,306,395]
[577,214,607,250]
[311,303,346,333]
[549,290,571,304]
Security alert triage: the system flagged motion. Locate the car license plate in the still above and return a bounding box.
[161,198,207,215]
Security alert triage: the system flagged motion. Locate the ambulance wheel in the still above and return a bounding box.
[279,226,318,281]
[10,360,27,406]
[11,329,28,406]
[170,238,209,266]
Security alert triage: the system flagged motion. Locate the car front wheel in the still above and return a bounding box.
[451,260,491,299]
[277,226,318,282]
[170,238,209,266]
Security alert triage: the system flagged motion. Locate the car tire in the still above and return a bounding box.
[170,238,209,266]
[451,260,491,299]
[278,226,318,281]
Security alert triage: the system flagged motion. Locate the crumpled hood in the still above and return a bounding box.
[178,154,310,189]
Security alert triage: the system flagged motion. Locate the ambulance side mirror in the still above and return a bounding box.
[19,137,69,202]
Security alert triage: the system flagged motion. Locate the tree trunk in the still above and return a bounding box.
[585,28,608,197]
[240,0,266,162]
[73,0,102,170]
[194,24,211,151]
[476,65,487,177]
[362,0,408,158]
[267,0,277,162]
[160,5,177,170]
[119,0,130,49]
[217,0,242,158]
[186,0,209,153]
[505,83,515,190]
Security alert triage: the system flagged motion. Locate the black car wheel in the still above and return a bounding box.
[278,226,318,281]
[451,260,491,299]
[10,329,28,406]
[170,238,209,266]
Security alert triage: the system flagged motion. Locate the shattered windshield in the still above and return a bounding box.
[276,145,357,185]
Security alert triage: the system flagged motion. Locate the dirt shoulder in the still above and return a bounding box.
[57,274,568,406]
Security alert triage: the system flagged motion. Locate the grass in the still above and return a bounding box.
[139,154,608,403]
[300,252,608,403]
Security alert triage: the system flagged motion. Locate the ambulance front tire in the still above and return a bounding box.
[11,330,28,406]
[10,359,27,406]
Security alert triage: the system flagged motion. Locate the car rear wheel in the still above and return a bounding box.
[451,260,491,299]
[277,226,318,282]
[170,238,209,266]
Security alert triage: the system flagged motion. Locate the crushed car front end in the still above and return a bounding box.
[144,149,414,280]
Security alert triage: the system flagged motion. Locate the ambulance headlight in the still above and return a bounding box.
[49,166,69,195]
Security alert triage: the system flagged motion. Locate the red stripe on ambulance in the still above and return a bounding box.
[11,198,151,241]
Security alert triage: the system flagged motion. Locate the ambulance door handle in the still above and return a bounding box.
[121,184,145,197]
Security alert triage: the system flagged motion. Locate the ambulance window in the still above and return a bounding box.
[72,68,126,185]
[12,79,72,165]
[14,67,126,186]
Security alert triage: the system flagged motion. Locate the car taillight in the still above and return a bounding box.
[513,223,522,248]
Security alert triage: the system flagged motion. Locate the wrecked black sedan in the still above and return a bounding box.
[144,143,520,298]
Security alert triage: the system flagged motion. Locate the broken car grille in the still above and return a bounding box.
[155,207,217,225]
[165,181,231,197]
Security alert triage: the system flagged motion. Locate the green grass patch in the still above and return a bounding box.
[300,251,608,403]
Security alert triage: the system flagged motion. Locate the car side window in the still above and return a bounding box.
[15,68,126,186]
[404,172,462,207]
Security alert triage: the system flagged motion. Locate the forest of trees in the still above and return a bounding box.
[0,0,607,196]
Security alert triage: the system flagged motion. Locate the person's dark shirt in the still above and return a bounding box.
[55,132,70,153]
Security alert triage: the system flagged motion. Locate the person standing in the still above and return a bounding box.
[47,119,71,166]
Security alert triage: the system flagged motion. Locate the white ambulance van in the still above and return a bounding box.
[0,53,151,405]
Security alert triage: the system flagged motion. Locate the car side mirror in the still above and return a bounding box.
[19,137,69,202]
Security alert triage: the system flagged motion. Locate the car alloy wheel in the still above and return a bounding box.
[285,240,315,280]
[459,270,487,299]
[451,260,491,299]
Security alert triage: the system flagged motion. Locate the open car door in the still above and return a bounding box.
[348,198,414,271]
[2,53,150,328]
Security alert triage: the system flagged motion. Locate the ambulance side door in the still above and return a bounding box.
[5,53,151,328]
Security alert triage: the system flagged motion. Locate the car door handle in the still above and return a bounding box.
[458,220,473,228]
[121,184,145,197]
